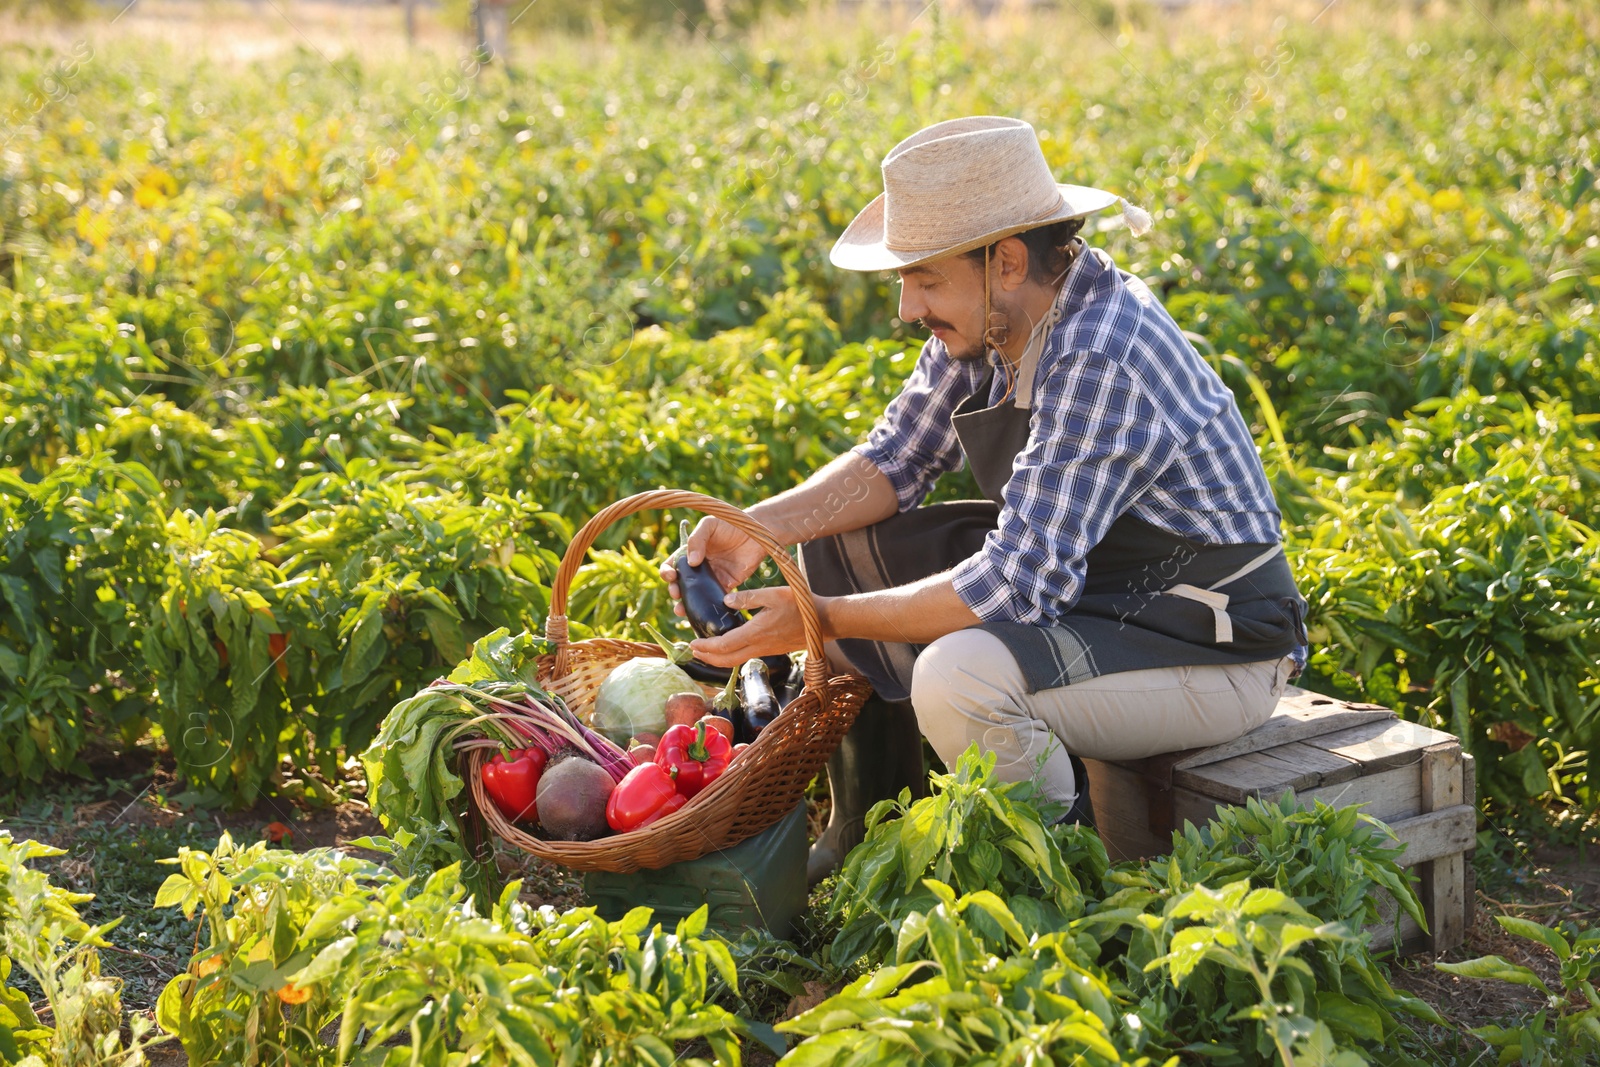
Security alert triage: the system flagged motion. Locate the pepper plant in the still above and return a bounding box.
[1436,916,1600,1063]
[0,456,168,784]
[266,469,566,769]
[780,881,1167,1066]
[143,508,306,806]
[0,832,161,1067]
[155,831,746,1066]
[827,746,1105,969]
[1081,794,1442,1060]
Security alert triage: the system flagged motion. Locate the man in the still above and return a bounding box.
[662,116,1308,883]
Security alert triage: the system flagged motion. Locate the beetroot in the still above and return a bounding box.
[536,754,615,841]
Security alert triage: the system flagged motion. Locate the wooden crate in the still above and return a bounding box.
[1083,685,1477,956]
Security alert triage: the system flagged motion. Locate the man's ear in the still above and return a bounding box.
[994,235,1031,292]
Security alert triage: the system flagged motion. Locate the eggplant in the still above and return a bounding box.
[681,654,791,686]
[680,657,736,685]
[713,667,749,744]
[669,519,744,638]
[739,656,781,737]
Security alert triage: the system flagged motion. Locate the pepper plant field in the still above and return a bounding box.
[1,0,1598,1063]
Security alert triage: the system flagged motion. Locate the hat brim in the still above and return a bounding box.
[830,184,1123,273]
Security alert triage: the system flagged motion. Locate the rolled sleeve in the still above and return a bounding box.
[949,353,1180,623]
[852,340,980,512]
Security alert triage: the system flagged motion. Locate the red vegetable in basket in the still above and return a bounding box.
[655,720,733,799]
[606,762,687,832]
[480,747,548,823]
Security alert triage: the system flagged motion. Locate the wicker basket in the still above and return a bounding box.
[465,489,872,873]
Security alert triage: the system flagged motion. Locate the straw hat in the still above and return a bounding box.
[831,116,1152,272]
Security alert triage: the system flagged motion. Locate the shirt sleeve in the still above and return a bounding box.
[949,352,1182,623]
[852,340,979,513]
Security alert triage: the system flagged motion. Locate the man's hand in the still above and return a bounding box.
[687,587,815,666]
[658,515,768,622]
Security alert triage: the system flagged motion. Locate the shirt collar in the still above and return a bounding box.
[986,237,1097,368]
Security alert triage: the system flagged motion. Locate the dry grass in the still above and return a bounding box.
[0,0,462,61]
[4,0,1590,71]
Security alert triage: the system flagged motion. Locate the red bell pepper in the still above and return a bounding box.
[606,762,686,832]
[481,747,547,823]
[654,719,733,799]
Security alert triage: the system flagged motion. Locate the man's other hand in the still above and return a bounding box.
[688,587,813,666]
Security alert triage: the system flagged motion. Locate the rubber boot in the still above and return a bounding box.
[1054,754,1096,828]
[807,694,928,886]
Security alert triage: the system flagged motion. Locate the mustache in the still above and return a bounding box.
[918,316,956,332]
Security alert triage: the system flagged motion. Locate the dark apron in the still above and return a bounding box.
[798,362,1307,703]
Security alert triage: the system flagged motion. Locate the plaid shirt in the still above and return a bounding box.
[855,240,1297,655]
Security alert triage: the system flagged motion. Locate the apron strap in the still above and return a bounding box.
[1209,544,1286,590]
[1163,545,1285,644]
[1164,584,1234,644]
[1010,277,1069,409]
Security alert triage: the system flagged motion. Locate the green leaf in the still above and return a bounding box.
[963,839,1002,885]
[1315,990,1386,1042]
[1436,955,1553,995]
[1494,916,1571,960]
[953,890,1028,951]
[744,1020,787,1057]
[288,936,357,987]
[153,872,193,909]
[342,608,387,688]
[1156,926,1217,985]
[677,905,709,941]
[854,962,930,1001]
[1240,887,1293,917]
[898,797,944,894]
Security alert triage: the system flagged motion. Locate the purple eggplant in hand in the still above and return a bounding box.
[669,519,746,639]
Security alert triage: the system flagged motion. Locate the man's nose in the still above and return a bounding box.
[898,287,924,325]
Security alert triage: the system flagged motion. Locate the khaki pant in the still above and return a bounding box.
[909,628,1295,807]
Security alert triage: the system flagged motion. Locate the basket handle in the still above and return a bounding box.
[545,490,830,698]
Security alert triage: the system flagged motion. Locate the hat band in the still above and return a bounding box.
[881,192,1072,255]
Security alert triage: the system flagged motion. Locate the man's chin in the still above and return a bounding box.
[931,332,986,361]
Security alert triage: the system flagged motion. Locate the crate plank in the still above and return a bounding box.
[1421,744,1465,809]
[1276,740,1366,786]
[1173,742,1362,800]
[1172,749,1309,803]
[1384,806,1477,867]
[1171,786,1233,833]
[1299,763,1422,822]
[1172,687,1395,770]
[1419,745,1468,951]
[1299,719,1446,774]
[1462,753,1478,935]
